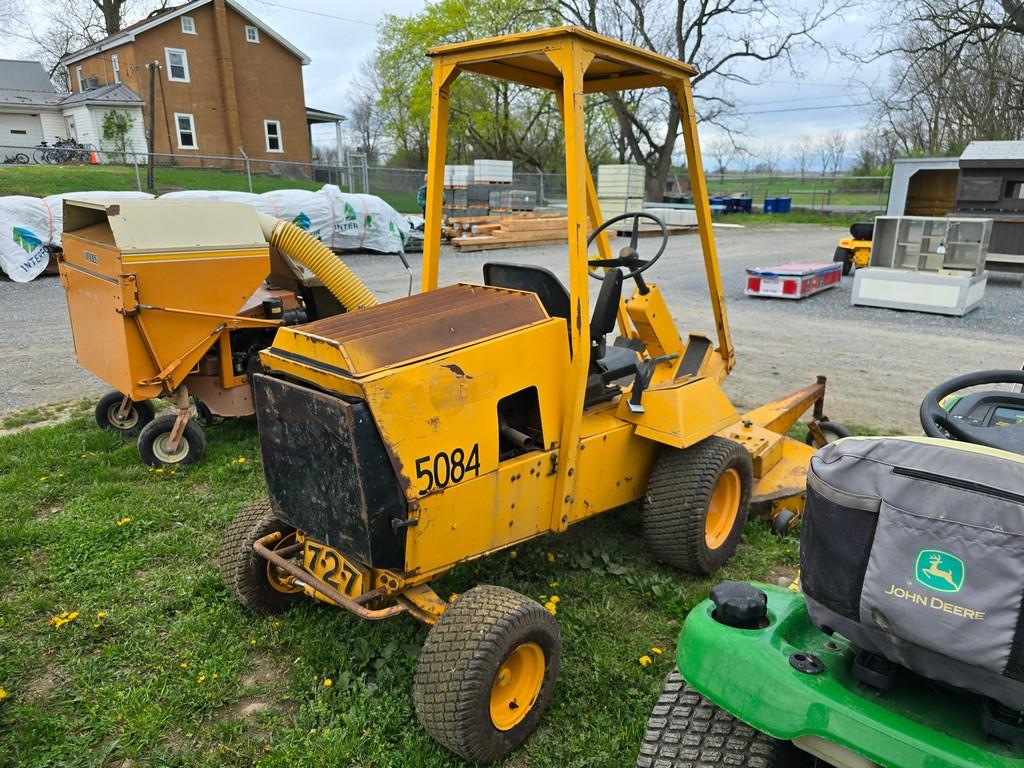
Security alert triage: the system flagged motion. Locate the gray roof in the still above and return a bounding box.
[0,59,57,93]
[60,83,143,106]
[961,141,1024,162]
[0,88,65,108]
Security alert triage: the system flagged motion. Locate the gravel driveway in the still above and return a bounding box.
[3,223,1021,432]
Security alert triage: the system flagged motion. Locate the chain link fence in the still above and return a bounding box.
[0,145,891,214]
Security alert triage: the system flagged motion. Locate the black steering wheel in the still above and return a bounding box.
[587,212,669,286]
[920,370,1024,453]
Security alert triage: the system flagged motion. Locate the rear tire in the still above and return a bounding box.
[637,670,795,768]
[137,413,205,467]
[94,391,155,437]
[413,585,561,763]
[833,246,854,276]
[218,497,302,615]
[643,436,753,574]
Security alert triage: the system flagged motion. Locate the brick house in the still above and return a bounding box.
[59,0,341,165]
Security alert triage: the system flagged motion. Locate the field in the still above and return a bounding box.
[0,404,832,767]
[703,175,889,209]
[0,164,418,213]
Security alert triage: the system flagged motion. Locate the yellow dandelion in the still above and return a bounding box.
[57,472,64,478]
[323,678,333,687]
[39,476,48,482]
[508,550,517,559]
[547,552,556,563]
[116,517,131,527]
[544,601,557,615]
[651,647,663,655]
[549,581,559,588]
[263,744,272,753]
[0,688,6,701]
[197,675,206,683]
[539,595,548,601]
[49,610,79,628]
[550,595,560,604]
[250,639,257,646]
[155,468,164,474]
[93,623,100,629]
[639,655,652,667]
[180,662,188,669]
[233,457,247,465]
[97,611,106,619]
[212,673,219,679]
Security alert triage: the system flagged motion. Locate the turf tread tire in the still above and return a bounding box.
[413,585,561,764]
[636,670,788,768]
[643,436,753,574]
[218,497,300,615]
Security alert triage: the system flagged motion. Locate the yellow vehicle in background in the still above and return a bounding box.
[833,221,874,275]
[219,27,840,763]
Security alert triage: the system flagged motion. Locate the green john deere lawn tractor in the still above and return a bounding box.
[637,370,1024,767]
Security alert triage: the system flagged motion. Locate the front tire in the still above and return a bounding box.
[137,413,205,467]
[413,585,561,763]
[643,436,753,574]
[218,497,302,615]
[637,670,794,768]
[94,391,155,437]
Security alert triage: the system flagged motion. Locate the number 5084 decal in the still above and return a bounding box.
[415,443,481,493]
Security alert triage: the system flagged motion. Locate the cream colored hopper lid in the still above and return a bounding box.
[62,197,268,254]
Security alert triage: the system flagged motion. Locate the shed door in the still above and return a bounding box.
[2,113,43,147]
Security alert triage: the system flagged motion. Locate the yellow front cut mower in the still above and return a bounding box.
[833,221,873,275]
[219,27,841,762]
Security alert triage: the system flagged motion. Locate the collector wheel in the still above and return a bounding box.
[643,436,753,574]
[94,391,155,437]
[218,497,302,615]
[803,420,853,448]
[413,585,561,763]
[637,670,796,768]
[137,413,205,467]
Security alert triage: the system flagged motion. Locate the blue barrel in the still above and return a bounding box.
[763,197,777,214]
[776,196,792,213]
[739,197,753,214]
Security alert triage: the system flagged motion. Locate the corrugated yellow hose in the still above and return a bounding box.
[259,214,378,310]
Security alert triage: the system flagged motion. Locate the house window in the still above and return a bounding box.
[75,66,83,92]
[245,25,259,43]
[264,120,283,153]
[10,129,27,135]
[174,113,197,149]
[165,48,190,82]
[181,15,196,34]
[111,54,120,84]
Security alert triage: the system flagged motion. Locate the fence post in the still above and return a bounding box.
[538,172,546,206]
[132,154,142,192]
[239,146,252,193]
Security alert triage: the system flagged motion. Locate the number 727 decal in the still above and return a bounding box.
[414,443,481,493]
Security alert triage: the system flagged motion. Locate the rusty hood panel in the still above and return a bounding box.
[267,283,548,377]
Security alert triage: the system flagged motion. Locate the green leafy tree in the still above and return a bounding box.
[101,109,135,160]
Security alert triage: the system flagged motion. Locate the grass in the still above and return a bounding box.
[0,164,418,213]
[725,211,864,227]
[704,176,889,208]
[0,409,882,767]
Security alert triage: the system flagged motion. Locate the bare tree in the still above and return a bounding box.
[348,55,382,163]
[791,136,814,179]
[552,0,849,199]
[759,144,783,175]
[823,130,847,176]
[814,134,831,177]
[704,136,740,182]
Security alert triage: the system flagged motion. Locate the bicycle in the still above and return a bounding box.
[2,151,30,164]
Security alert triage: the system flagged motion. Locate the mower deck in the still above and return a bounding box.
[679,585,1021,767]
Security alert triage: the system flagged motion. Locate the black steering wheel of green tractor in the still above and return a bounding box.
[587,212,669,293]
[920,370,1024,454]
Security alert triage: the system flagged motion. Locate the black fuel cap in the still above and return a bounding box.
[710,581,768,629]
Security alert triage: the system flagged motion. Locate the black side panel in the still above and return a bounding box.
[800,481,878,623]
[253,374,406,569]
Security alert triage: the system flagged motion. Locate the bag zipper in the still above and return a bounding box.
[892,466,1024,505]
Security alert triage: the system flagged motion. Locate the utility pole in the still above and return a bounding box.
[146,61,157,190]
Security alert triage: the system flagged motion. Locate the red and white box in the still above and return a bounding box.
[745,262,842,300]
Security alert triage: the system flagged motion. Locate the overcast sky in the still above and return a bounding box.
[9,0,891,167]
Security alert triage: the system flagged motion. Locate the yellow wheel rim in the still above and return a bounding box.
[489,642,545,731]
[267,531,301,594]
[705,468,741,550]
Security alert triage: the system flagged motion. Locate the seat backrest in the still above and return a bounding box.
[483,262,571,324]
[590,269,623,342]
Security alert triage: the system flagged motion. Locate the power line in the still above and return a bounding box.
[241,0,378,27]
[732,101,874,116]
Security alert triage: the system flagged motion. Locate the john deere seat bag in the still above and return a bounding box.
[801,436,1024,709]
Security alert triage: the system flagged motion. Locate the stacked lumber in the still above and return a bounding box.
[449,212,568,252]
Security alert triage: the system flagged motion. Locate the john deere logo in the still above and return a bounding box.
[915,549,964,593]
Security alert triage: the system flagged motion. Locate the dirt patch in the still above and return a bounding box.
[36,505,60,521]
[214,696,299,725]
[26,664,62,700]
[766,565,799,588]
[241,653,288,688]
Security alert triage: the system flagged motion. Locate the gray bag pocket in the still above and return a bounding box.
[860,499,1024,676]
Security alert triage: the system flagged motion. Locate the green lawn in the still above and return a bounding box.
[705,176,889,209]
[0,165,418,213]
[0,405,827,767]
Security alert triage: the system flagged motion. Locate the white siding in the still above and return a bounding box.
[39,110,65,143]
[87,106,146,157]
[63,105,94,146]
